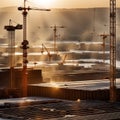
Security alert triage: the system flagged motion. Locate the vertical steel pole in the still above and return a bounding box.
[110,0,116,102]
[10,30,15,88]
[53,25,57,53]
[22,0,29,97]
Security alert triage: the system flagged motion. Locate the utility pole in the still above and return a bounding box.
[50,25,65,53]
[4,19,22,88]
[110,0,117,102]
[18,0,50,97]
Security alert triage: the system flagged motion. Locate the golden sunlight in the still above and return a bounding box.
[33,0,55,7]
[50,81,59,88]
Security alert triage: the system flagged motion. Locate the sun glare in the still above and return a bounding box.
[50,81,59,88]
[33,0,55,7]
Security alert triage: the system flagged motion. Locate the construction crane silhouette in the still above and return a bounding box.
[18,0,50,97]
[50,25,65,53]
[109,0,117,102]
[4,19,22,88]
[41,43,52,61]
[99,33,109,63]
[58,54,67,65]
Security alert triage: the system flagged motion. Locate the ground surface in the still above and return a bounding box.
[0,97,120,120]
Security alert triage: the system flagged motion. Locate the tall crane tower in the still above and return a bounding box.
[50,25,65,53]
[110,0,116,102]
[18,0,50,97]
[4,19,22,88]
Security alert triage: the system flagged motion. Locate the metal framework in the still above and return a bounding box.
[18,0,50,97]
[4,19,22,88]
[110,0,116,102]
[50,25,65,53]
[18,0,29,97]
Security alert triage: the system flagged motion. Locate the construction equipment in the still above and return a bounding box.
[110,0,116,102]
[99,33,109,63]
[18,0,50,97]
[41,43,52,61]
[50,25,65,53]
[58,54,67,65]
[4,19,22,88]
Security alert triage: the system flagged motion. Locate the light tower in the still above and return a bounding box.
[50,25,65,53]
[18,0,50,97]
[110,0,117,102]
[4,19,22,88]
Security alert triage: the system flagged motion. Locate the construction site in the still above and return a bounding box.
[0,0,120,119]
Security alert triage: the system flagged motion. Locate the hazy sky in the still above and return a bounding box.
[0,0,111,8]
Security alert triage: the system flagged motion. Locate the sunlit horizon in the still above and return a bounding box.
[1,0,118,9]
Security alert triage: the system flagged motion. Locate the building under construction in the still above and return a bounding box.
[0,0,119,103]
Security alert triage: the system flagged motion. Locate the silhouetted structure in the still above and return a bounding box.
[110,0,117,102]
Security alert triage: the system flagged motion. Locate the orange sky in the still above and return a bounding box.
[0,0,117,8]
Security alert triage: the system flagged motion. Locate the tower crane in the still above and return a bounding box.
[110,0,116,102]
[50,25,65,53]
[18,0,50,97]
[4,19,22,88]
[99,33,109,63]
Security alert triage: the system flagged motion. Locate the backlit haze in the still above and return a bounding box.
[0,0,110,8]
[1,0,120,69]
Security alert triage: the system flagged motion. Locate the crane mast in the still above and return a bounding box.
[110,0,116,102]
[4,19,22,88]
[50,25,65,53]
[18,0,29,97]
[18,0,50,97]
